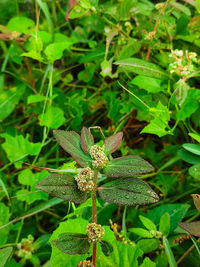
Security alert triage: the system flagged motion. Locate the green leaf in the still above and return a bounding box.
[146,204,189,233]
[1,133,41,167]
[139,215,157,231]
[51,233,90,255]
[100,240,114,256]
[176,89,200,120]
[36,173,87,204]
[183,143,200,156]
[141,102,172,137]
[27,94,46,104]
[97,240,143,267]
[178,149,200,165]
[50,218,90,266]
[189,164,200,180]
[0,247,13,267]
[159,212,170,237]
[18,169,35,186]
[141,257,156,267]
[0,203,10,245]
[129,228,153,238]
[192,194,200,213]
[189,133,200,143]
[137,239,159,253]
[104,155,154,178]
[45,42,74,62]
[53,130,92,167]
[131,75,164,93]
[80,127,94,154]
[7,16,35,33]
[0,85,25,121]
[38,106,65,129]
[104,132,123,155]
[179,221,200,237]
[115,58,167,79]
[98,177,159,206]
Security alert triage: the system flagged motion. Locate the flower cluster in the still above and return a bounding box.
[86,223,105,243]
[16,235,34,260]
[89,145,108,169]
[75,167,94,192]
[169,50,197,77]
[77,260,93,267]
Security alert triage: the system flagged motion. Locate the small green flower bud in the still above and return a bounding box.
[86,223,105,243]
[75,167,95,192]
[89,145,108,169]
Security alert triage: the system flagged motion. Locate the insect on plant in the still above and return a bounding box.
[35,127,159,266]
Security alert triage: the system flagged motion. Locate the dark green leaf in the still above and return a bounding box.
[178,149,200,165]
[179,221,200,237]
[53,130,92,167]
[0,247,13,267]
[115,58,167,79]
[98,177,159,206]
[104,156,154,177]
[183,143,200,156]
[192,194,200,214]
[36,174,87,204]
[80,127,94,154]
[100,240,113,256]
[104,132,123,155]
[51,233,90,255]
[137,239,159,253]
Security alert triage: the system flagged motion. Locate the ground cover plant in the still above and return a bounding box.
[0,0,200,266]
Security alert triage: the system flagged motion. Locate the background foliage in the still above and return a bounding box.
[1,0,200,266]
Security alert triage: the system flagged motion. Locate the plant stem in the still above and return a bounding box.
[92,170,98,267]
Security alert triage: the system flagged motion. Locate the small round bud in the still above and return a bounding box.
[89,145,108,169]
[155,3,164,10]
[75,167,94,192]
[86,223,105,243]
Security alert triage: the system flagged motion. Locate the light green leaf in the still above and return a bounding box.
[129,228,153,238]
[97,240,143,267]
[27,94,46,104]
[115,58,167,79]
[38,106,65,129]
[0,247,13,267]
[1,133,41,167]
[189,133,200,143]
[0,203,10,245]
[7,16,35,33]
[18,169,35,186]
[137,239,159,253]
[189,164,200,180]
[141,102,172,137]
[45,41,74,62]
[141,257,156,267]
[131,75,164,93]
[139,215,157,231]
[50,218,90,267]
[0,85,25,121]
[159,212,170,237]
[183,143,200,156]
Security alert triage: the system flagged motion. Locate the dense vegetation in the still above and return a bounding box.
[1,0,200,266]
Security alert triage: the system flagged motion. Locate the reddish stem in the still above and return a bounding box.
[92,171,98,267]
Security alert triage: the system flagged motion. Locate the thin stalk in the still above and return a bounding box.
[92,170,98,267]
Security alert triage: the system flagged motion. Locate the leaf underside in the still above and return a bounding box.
[53,130,92,167]
[179,221,200,237]
[98,177,159,206]
[80,127,94,154]
[51,233,90,255]
[192,194,200,214]
[35,173,87,204]
[104,132,123,155]
[104,155,154,177]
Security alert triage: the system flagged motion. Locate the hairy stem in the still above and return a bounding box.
[92,170,98,267]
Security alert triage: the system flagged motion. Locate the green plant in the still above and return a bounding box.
[35,127,158,266]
